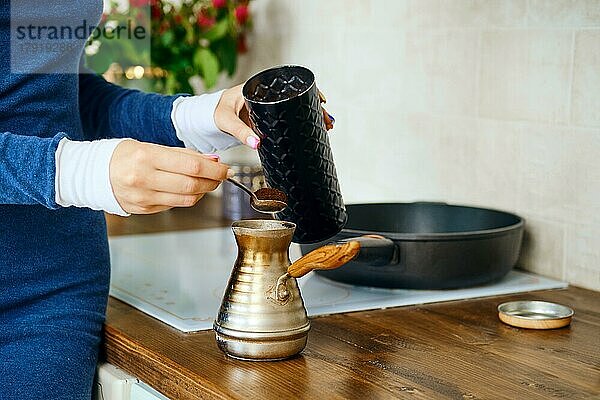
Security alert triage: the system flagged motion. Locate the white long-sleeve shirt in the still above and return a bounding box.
[54,91,240,216]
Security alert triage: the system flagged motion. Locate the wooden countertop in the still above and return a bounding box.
[104,196,600,400]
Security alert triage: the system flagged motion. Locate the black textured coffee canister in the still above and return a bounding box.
[243,65,347,244]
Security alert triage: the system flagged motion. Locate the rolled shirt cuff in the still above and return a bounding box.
[55,137,129,216]
[171,91,242,153]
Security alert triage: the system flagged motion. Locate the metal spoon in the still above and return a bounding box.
[226,178,288,214]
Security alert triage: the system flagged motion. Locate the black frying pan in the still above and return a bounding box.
[299,202,524,289]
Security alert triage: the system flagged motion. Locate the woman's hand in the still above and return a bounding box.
[109,140,232,214]
[214,84,260,149]
[214,84,335,149]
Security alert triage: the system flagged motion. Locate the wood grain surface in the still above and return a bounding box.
[103,195,600,399]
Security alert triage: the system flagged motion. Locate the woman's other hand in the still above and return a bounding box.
[318,89,335,130]
[214,84,260,149]
[109,140,232,214]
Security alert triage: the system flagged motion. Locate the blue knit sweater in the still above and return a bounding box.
[0,2,185,395]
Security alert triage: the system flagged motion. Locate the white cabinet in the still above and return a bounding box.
[130,383,170,400]
[95,363,169,400]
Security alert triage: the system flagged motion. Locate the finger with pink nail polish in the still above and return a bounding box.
[203,153,220,161]
[246,135,260,150]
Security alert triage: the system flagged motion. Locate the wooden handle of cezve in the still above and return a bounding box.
[287,241,361,279]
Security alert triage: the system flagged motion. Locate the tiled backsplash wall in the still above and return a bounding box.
[232,0,600,290]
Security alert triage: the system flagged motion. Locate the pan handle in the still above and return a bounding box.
[338,235,399,266]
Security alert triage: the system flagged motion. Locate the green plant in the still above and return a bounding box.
[86,0,252,94]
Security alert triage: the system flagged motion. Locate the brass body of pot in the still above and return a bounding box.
[213,220,361,361]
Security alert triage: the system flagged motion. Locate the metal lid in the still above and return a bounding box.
[498,300,574,329]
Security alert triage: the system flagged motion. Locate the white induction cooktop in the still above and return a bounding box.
[108,228,567,332]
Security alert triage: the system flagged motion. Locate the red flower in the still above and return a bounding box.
[212,0,227,8]
[197,12,216,29]
[237,33,247,53]
[174,14,183,24]
[130,0,151,7]
[159,21,170,34]
[151,4,161,20]
[234,5,249,24]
